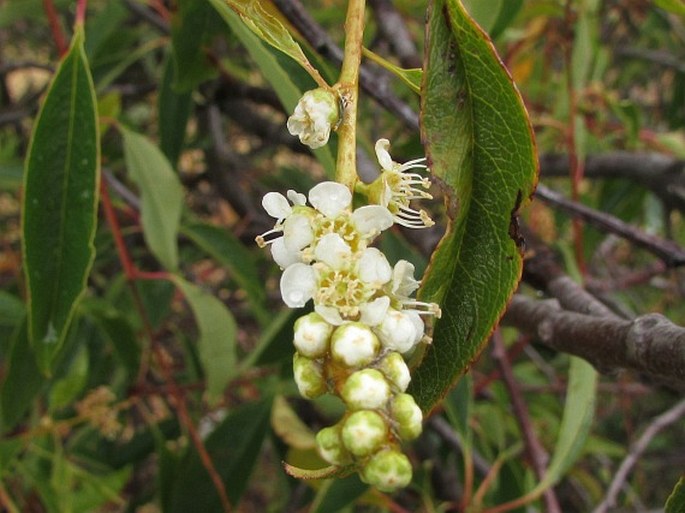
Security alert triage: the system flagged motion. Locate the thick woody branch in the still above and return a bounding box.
[503,295,685,390]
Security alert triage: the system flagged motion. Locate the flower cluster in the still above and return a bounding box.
[261,90,438,492]
[257,143,439,491]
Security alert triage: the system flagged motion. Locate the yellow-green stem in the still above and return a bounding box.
[335,0,366,191]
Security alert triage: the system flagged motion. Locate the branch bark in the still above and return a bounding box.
[502,295,685,390]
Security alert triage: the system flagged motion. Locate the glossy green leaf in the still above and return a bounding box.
[22,27,99,372]
[171,0,220,91]
[168,397,272,510]
[411,0,537,413]
[209,0,336,177]
[122,128,183,271]
[666,476,685,513]
[181,222,268,324]
[173,276,237,404]
[159,56,193,167]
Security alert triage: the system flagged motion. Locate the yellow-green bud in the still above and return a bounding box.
[341,410,388,457]
[293,353,326,399]
[316,424,351,466]
[341,369,391,410]
[361,448,412,492]
[293,312,333,358]
[391,393,423,441]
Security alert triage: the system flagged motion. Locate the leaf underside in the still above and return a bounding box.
[411,0,538,413]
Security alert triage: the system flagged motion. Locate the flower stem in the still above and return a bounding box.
[335,0,366,191]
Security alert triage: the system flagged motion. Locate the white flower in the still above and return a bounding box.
[280,263,317,308]
[386,260,442,320]
[287,88,339,149]
[370,138,435,229]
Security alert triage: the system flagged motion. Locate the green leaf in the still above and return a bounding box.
[173,276,238,404]
[536,357,597,489]
[462,0,523,40]
[209,0,336,177]
[49,345,89,410]
[159,55,193,168]
[362,48,421,94]
[666,476,685,513]
[181,222,268,324]
[0,291,24,328]
[168,397,273,510]
[1,320,45,431]
[171,0,220,91]
[655,0,685,16]
[310,475,368,513]
[411,0,537,413]
[121,128,184,271]
[223,0,319,82]
[22,27,99,372]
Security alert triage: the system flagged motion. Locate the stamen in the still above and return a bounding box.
[401,300,442,318]
[255,227,282,248]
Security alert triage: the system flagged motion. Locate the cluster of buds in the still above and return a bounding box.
[257,90,440,492]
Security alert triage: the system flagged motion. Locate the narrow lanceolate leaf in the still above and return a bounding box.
[173,276,237,404]
[666,476,685,513]
[22,26,99,372]
[411,0,537,413]
[122,128,183,270]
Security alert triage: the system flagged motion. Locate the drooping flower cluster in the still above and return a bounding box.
[258,113,439,491]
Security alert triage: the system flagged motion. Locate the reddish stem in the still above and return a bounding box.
[100,178,232,512]
[75,0,87,27]
[43,0,69,56]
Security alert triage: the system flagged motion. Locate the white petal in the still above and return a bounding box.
[283,213,314,251]
[359,296,390,326]
[315,233,351,269]
[315,305,345,325]
[358,248,392,284]
[391,260,419,298]
[280,263,316,308]
[262,192,292,219]
[287,190,306,206]
[309,182,352,218]
[352,205,394,236]
[375,138,394,170]
[407,310,425,344]
[271,238,301,269]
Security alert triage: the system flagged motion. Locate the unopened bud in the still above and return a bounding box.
[293,353,326,399]
[293,312,333,358]
[391,393,423,441]
[330,323,380,368]
[341,369,391,410]
[287,88,339,149]
[341,410,388,457]
[361,448,413,492]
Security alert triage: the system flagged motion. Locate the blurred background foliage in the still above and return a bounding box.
[0,0,684,512]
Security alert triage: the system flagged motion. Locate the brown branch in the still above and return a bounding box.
[502,295,685,390]
[491,331,562,513]
[43,0,68,56]
[592,398,685,513]
[368,0,422,68]
[534,183,685,267]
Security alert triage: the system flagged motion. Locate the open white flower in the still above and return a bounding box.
[386,260,442,319]
[287,88,339,149]
[369,138,435,229]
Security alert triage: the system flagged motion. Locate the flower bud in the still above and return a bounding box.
[390,394,423,441]
[330,323,380,368]
[361,448,412,492]
[341,369,391,410]
[293,353,326,399]
[376,351,411,392]
[341,410,388,457]
[316,424,351,466]
[375,309,418,353]
[293,312,333,358]
[287,88,339,149]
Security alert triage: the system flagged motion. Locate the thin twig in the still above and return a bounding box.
[592,398,685,513]
[427,416,491,477]
[534,184,685,267]
[491,331,562,513]
[43,0,68,56]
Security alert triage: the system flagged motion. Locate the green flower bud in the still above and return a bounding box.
[341,369,391,410]
[293,312,333,358]
[341,410,388,457]
[316,424,351,466]
[330,323,380,368]
[376,351,411,391]
[361,448,412,492]
[391,393,423,441]
[293,353,326,399]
